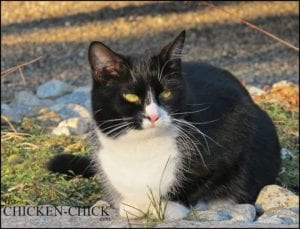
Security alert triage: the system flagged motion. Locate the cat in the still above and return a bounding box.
[48,30,281,220]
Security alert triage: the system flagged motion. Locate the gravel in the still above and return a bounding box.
[36,79,74,99]
[1,2,299,103]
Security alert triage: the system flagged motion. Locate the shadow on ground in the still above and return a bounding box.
[1,4,299,103]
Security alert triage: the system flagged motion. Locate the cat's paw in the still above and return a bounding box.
[163,201,189,220]
[119,202,146,219]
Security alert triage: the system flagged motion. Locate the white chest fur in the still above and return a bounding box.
[96,128,180,203]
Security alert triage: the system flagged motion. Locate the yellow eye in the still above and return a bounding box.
[123,93,140,103]
[160,90,172,99]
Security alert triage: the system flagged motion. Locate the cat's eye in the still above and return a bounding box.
[123,93,140,103]
[160,90,172,100]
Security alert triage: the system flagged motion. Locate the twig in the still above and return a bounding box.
[1,115,17,133]
[18,67,26,84]
[1,56,42,78]
[202,1,299,52]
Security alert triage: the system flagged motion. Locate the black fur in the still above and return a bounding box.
[48,30,281,206]
[47,154,96,178]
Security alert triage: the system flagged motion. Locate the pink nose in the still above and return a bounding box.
[147,113,160,123]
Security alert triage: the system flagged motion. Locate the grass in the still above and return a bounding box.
[1,117,101,207]
[1,101,299,209]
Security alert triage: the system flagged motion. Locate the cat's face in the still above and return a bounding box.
[89,31,186,137]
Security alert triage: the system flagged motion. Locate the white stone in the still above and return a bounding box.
[257,208,299,225]
[55,117,89,135]
[52,126,71,136]
[230,204,256,223]
[246,85,264,96]
[255,185,299,212]
[37,80,74,99]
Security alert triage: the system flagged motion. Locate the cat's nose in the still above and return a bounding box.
[147,113,160,124]
[145,102,161,124]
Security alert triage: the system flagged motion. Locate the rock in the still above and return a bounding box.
[272,80,295,88]
[15,105,39,119]
[36,80,74,99]
[73,86,90,93]
[255,185,299,212]
[246,85,264,96]
[207,199,235,210]
[55,91,90,106]
[50,103,90,120]
[39,99,55,107]
[256,216,289,224]
[2,103,39,123]
[208,202,256,223]
[52,126,71,136]
[186,209,231,221]
[230,204,256,223]
[13,90,41,106]
[1,103,11,114]
[1,104,20,123]
[26,107,62,128]
[257,208,299,225]
[187,203,256,223]
[52,117,89,136]
[3,91,42,123]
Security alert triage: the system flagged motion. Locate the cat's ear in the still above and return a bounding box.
[88,41,124,82]
[160,30,185,60]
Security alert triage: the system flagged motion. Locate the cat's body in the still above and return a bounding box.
[48,31,281,220]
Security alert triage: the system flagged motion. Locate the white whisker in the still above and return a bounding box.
[105,122,134,136]
[175,125,207,168]
[99,117,134,126]
[94,108,102,115]
[171,107,210,116]
[100,122,130,131]
[188,119,220,125]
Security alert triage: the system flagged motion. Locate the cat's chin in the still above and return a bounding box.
[140,124,177,137]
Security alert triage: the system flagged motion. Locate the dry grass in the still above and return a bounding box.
[1,1,146,25]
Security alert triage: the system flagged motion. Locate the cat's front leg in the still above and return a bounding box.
[119,199,189,220]
[119,200,148,219]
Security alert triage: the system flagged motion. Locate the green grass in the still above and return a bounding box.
[1,117,102,207]
[1,101,299,207]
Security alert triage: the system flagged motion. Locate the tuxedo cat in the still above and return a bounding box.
[48,31,281,220]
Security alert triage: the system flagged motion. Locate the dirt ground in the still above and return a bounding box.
[1,1,299,103]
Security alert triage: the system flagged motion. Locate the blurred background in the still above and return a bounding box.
[1,1,299,103]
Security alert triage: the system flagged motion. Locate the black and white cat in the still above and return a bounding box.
[48,31,281,220]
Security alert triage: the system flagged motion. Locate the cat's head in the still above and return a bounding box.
[88,31,187,137]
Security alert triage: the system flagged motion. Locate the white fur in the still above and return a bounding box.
[94,99,192,219]
[96,123,182,218]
